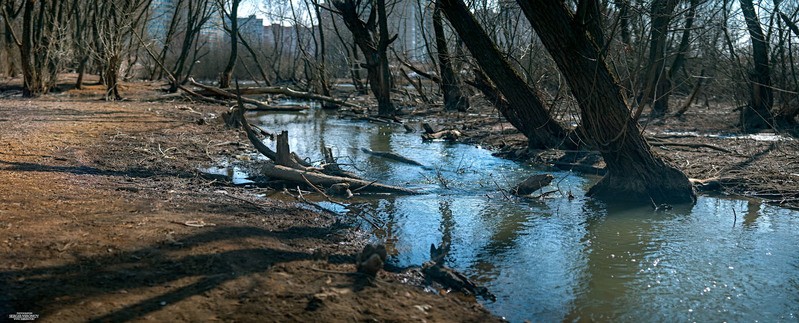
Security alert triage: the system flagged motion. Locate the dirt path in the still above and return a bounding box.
[0,96,498,322]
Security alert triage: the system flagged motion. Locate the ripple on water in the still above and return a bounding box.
[255,107,799,322]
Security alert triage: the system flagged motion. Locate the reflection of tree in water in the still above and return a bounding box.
[743,199,762,228]
[565,202,656,321]
[346,198,398,253]
[435,199,455,263]
[467,203,551,282]
[365,125,395,176]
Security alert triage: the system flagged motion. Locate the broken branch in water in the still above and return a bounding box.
[228,81,419,196]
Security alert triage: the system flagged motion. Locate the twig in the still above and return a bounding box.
[492,179,510,200]
[350,180,379,193]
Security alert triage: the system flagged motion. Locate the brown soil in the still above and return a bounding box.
[1,77,796,322]
[0,80,499,322]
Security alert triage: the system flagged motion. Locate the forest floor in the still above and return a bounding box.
[0,76,796,322]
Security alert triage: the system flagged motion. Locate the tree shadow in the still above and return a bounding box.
[727,141,776,171]
[0,225,353,322]
[0,159,196,179]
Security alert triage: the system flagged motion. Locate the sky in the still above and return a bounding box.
[236,0,313,26]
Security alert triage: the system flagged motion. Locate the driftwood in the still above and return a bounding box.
[230,82,418,196]
[360,148,427,167]
[422,244,495,301]
[236,105,278,161]
[261,164,419,195]
[421,123,461,141]
[512,174,554,196]
[321,146,361,179]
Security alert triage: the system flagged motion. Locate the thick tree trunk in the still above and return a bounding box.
[739,0,775,132]
[517,0,695,204]
[433,4,469,112]
[19,0,42,97]
[438,0,570,149]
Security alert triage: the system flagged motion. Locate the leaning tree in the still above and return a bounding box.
[438,0,572,149]
[517,0,696,204]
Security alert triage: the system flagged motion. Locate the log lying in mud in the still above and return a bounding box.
[360,148,427,167]
[261,164,420,195]
[512,174,554,196]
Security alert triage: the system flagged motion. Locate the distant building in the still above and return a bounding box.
[389,0,432,62]
[148,0,176,46]
[239,15,266,45]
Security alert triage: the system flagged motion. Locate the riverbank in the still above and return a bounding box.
[1,77,796,321]
[0,86,500,322]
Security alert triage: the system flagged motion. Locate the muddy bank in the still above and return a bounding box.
[0,92,499,322]
[416,100,798,209]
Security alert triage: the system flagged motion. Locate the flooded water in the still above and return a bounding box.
[249,107,799,322]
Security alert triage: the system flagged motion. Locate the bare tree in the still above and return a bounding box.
[330,0,397,116]
[432,2,468,112]
[167,0,214,92]
[4,0,72,96]
[739,0,775,131]
[640,0,679,118]
[438,0,571,149]
[517,0,696,204]
[91,0,151,100]
[217,0,239,88]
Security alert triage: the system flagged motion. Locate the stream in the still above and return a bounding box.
[232,107,799,322]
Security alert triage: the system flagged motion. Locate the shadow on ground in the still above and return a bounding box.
[0,225,357,322]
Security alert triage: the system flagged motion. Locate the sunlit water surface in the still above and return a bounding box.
[249,108,799,322]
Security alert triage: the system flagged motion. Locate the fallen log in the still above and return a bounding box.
[421,122,461,141]
[512,174,554,196]
[321,146,362,179]
[261,164,420,195]
[189,78,305,111]
[422,129,461,141]
[191,78,360,109]
[360,148,427,167]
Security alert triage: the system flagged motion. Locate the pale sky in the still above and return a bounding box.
[237,0,314,26]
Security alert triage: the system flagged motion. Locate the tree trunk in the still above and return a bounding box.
[517,0,695,205]
[739,0,775,132]
[641,0,678,118]
[19,0,42,97]
[219,0,239,89]
[658,0,699,116]
[332,0,396,116]
[433,4,469,112]
[438,0,570,149]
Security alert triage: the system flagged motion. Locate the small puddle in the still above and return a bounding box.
[221,106,799,322]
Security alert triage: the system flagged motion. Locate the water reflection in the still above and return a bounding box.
[254,108,799,322]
